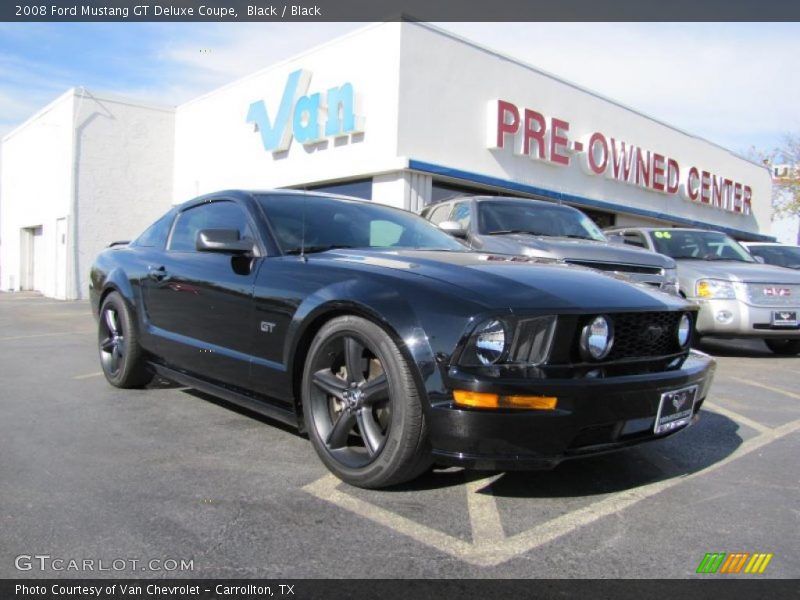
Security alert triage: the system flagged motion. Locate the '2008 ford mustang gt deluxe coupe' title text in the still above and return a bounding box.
[90,191,715,488]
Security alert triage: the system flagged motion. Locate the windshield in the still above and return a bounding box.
[748,245,800,268]
[648,229,755,262]
[477,201,607,241]
[257,194,466,254]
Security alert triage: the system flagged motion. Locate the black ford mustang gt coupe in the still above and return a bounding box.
[90,190,716,488]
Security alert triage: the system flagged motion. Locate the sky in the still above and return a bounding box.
[1,21,799,155]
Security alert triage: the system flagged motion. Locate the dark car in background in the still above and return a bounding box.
[90,191,715,488]
[607,226,800,355]
[421,196,680,294]
[742,242,800,270]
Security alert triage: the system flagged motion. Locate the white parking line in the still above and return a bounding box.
[465,473,505,545]
[303,475,474,557]
[729,377,800,401]
[703,401,773,434]
[0,331,88,342]
[303,417,800,567]
[73,371,103,380]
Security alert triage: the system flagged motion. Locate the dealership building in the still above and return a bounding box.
[0,21,774,300]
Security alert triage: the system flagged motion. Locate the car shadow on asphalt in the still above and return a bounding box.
[391,410,745,498]
[179,387,306,437]
[696,338,798,359]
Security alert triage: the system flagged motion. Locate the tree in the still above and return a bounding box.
[765,134,800,218]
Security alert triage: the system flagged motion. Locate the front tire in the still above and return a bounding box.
[98,291,153,388]
[301,316,431,488]
[764,338,800,356]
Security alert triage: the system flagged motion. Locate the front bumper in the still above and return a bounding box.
[693,298,800,338]
[427,351,716,470]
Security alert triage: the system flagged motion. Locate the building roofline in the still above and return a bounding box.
[177,22,386,110]
[2,87,174,144]
[1,88,76,143]
[409,21,769,173]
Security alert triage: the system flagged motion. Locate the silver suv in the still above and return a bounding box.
[421,196,679,294]
[607,226,800,355]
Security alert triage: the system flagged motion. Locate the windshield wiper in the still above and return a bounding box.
[559,234,595,240]
[486,229,546,236]
[284,244,355,255]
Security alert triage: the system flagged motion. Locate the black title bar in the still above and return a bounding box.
[4,0,800,22]
[3,579,800,600]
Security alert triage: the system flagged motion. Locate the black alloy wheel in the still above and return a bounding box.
[98,291,152,388]
[302,316,431,488]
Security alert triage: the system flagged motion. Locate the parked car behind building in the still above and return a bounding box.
[421,196,679,295]
[606,226,800,355]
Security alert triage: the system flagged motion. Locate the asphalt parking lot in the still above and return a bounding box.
[1,292,798,579]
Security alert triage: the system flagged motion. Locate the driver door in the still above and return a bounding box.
[140,199,260,389]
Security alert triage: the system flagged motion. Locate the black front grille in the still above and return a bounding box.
[565,260,662,275]
[604,312,683,361]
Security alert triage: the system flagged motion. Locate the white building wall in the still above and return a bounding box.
[395,23,773,236]
[172,22,406,204]
[0,90,75,297]
[73,91,175,299]
[0,89,174,299]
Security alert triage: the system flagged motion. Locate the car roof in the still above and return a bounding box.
[605,226,728,234]
[177,188,377,211]
[742,242,800,248]
[428,195,581,209]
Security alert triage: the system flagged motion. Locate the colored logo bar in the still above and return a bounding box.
[696,552,773,574]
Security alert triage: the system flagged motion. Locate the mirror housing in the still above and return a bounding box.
[439,220,468,239]
[605,233,625,245]
[196,229,253,254]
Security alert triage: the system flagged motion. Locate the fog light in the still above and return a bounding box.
[677,313,692,347]
[453,390,557,410]
[715,310,733,324]
[579,315,613,361]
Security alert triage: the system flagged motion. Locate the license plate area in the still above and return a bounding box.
[654,385,698,434]
[772,310,798,327]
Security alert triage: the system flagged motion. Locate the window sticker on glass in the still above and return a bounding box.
[654,231,672,239]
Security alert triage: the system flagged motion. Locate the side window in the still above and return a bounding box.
[426,203,452,225]
[622,232,646,248]
[451,202,471,229]
[169,201,253,252]
[133,211,175,248]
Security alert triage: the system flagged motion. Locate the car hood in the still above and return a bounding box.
[483,234,674,268]
[317,249,688,312]
[676,259,800,283]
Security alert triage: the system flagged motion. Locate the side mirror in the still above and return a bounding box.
[439,220,468,239]
[753,255,765,264]
[605,233,625,245]
[196,229,253,254]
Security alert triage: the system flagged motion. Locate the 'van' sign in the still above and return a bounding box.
[247,70,363,154]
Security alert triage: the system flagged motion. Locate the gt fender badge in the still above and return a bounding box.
[260,321,276,333]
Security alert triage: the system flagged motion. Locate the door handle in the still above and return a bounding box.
[147,265,168,281]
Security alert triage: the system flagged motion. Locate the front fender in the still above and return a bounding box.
[283,274,489,408]
[285,279,438,399]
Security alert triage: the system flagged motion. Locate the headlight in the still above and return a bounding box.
[677,313,692,348]
[579,315,614,361]
[472,319,507,365]
[695,279,735,299]
[661,268,680,296]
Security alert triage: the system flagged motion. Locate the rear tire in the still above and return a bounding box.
[301,315,432,488]
[98,291,153,388]
[764,338,800,356]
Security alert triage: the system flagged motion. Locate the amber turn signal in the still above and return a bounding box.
[453,390,557,410]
